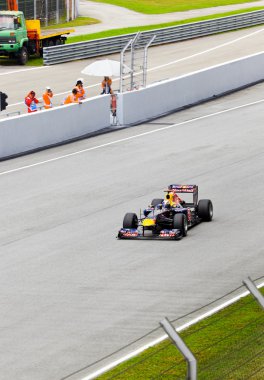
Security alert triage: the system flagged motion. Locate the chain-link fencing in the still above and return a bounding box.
[0,0,78,25]
[61,276,264,380]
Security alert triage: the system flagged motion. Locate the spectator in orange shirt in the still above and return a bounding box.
[63,88,81,105]
[75,78,86,101]
[25,90,39,113]
[42,86,53,109]
[101,76,113,94]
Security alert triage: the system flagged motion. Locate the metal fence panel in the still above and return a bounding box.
[0,0,76,25]
[43,10,264,65]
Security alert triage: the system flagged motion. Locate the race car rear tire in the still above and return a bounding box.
[197,199,213,221]
[123,213,138,229]
[173,213,188,236]
[151,198,163,207]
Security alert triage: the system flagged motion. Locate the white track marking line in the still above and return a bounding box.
[5,26,264,108]
[81,281,264,380]
[0,66,49,76]
[1,98,264,177]
[147,26,264,72]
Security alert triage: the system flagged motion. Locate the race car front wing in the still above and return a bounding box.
[117,228,182,240]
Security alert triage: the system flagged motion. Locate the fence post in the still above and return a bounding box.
[34,0,37,20]
[45,0,48,26]
[243,277,264,309]
[160,317,197,380]
[143,35,156,87]
[66,0,70,22]
[120,38,133,93]
[56,0,59,24]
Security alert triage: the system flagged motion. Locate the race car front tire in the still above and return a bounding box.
[197,199,213,221]
[173,213,188,237]
[123,213,138,229]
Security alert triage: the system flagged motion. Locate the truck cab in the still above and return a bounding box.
[0,10,29,64]
[0,9,73,65]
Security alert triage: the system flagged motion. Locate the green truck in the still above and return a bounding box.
[0,10,73,64]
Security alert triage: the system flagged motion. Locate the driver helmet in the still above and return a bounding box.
[162,200,170,209]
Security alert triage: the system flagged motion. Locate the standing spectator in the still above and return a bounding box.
[25,91,39,113]
[75,78,86,101]
[63,88,81,105]
[101,76,113,94]
[42,86,53,109]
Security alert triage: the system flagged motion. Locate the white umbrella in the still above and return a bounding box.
[81,59,131,77]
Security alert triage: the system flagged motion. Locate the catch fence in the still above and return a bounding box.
[61,276,264,380]
[0,0,78,25]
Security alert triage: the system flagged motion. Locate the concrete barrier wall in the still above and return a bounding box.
[0,95,111,159]
[1,51,264,159]
[117,51,264,125]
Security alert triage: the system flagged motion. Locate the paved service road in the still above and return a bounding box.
[0,67,264,379]
[73,0,264,35]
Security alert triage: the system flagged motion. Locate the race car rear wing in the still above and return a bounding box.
[168,184,198,193]
[167,184,198,205]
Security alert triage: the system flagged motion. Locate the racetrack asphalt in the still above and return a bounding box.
[1,3,264,379]
[0,81,264,380]
[71,0,264,36]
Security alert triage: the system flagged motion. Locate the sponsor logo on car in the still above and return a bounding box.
[120,229,139,237]
[159,229,177,237]
[168,184,197,193]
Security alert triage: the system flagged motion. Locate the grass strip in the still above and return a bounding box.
[67,7,264,43]
[91,0,261,14]
[97,287,264,379]
[41,16,100,30]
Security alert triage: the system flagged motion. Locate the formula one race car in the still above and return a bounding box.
[117,184,213,240]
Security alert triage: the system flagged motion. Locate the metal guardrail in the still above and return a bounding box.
[43,10,264,65]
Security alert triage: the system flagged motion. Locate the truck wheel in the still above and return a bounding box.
[17,47,28,65]
[123,213,138,229]
[151,198,163,207]
[197,199,213,221]
[173,213,188,236]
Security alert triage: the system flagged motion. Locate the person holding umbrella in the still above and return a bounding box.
[81,59,131,93]
[81,60,131,117]
[101,76,113,95]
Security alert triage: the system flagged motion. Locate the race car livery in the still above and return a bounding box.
[117,184,213,240]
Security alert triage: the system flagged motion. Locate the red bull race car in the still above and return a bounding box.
[117,184,213,240]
